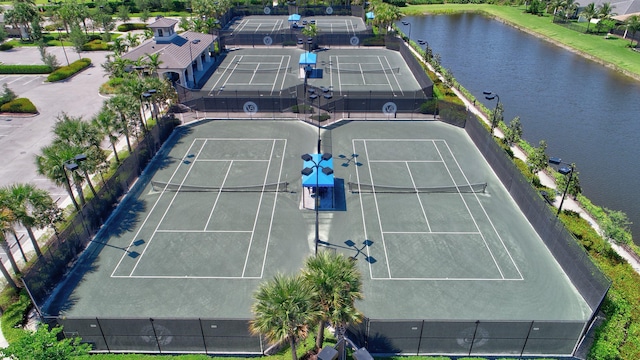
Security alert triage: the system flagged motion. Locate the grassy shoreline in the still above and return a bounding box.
[403,4,640,82]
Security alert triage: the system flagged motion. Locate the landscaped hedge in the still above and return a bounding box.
[0,43,14,51]
[0,64,53,74]
[0,291,29,344]
[0,98,37,113]
[83,39,111,51]
[117,23,148,32]
[46,58,92,82]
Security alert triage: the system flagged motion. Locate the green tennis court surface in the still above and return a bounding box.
[205,48,421,96]
[44,120,590,324]
[225,16,366,34]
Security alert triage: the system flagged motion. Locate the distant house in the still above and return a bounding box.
[122,18,217,88]
[576,0,640,19]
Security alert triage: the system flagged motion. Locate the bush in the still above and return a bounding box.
[47,58,91,82]
[117,23,148,32]
[0,43,14,51]
[0,64,53,74]
[82,39,111,51]
[0,291,30,344]
[0,98,38,113]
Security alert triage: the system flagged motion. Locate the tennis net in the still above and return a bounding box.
[218,65,291,73]
[325,66,400,74]
[151,180,289,192]
[347,182,487,194]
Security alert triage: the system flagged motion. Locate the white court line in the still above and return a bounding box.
[362,140,392,278]
[384,231,481,235]
[209,55,243,93]
[271,56,285,94]
[236,19,250,32]
[433,140,505,279]
[380,55,404,96]
[368,160,441,163]
[442,140,524,279]
[24,76,43,85]
[112,275,262,279]
[128,140,208,276]
[193,137,286,141]
[376,56,396,94]
[111,139,204,277]
[358,63,366,84]
[371,277,523,281]
[336,56,343,94]
[156,230,252,233]
[406,161,432,232]
[241,139,277,277]
[203,160,233,231]
[278,56,291,93]
[259,140,287,278]
[195,159,268,162]
[353,140,374,280]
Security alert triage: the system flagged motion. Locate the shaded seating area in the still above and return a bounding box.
[301,153,334,210]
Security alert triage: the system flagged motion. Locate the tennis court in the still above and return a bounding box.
[349,138,522,281]
[42,119,593,356]
[202,48,421,97]
[224,15,366,34]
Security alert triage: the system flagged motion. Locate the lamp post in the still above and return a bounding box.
[549,157,575,217]
[309,90,321,152]
[417,39,430,62]
[62,154,87,211]
[483,91,500,132]
[57,27,70,66]
[401,21,411,42]
[301,153,333,255]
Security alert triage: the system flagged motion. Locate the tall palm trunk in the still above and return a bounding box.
[25,226,43,258]
[289,337,298,360]
[0,260,18,290]
[83,170,98,198]
[0,239,21,275]
[73,178,86,207]
[110,138,120,163]
[65,175,80,211]
[10,229,27,262]
[315,319,325,349]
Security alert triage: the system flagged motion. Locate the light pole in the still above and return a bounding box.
[301,153,333,255]
[401,21,411,42]
[483,90,500,132]
[62,154,87,211]
[57,27,70,66]
[309,91,321,152]
[549,157,575,217]
[417,39,431,62]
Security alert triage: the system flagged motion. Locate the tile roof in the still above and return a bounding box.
[122,32,216,70]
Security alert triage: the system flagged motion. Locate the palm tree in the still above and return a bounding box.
[145,53,163,78]
[621,15,640,47]
[580,3,598,33]
[52,114,106,199]
[250,274,320,360]
[0,206,18,290]
[596,2,616,33]
[4,183,57,258]
[92,107,122,163]
[36,142,83,210]
[106,94,138,152]
[0,198,21,276]
[303,251,363,350]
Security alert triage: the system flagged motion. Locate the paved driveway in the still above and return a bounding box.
[0,47,110,199]
[0,47,110,266]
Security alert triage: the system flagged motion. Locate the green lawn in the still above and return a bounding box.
[404,4,640,79]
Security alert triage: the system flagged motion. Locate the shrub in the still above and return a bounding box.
[0,98,38,113]
[82,39,111,51]
[0,291,30,344]
[47,58,91,82]
[0,43,14,51]
[116,23,148,32]
[0,64,53,74]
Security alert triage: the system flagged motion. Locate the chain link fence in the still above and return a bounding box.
[23,117,179,312]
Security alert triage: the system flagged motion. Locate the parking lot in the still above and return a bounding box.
[0,47,110,263]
